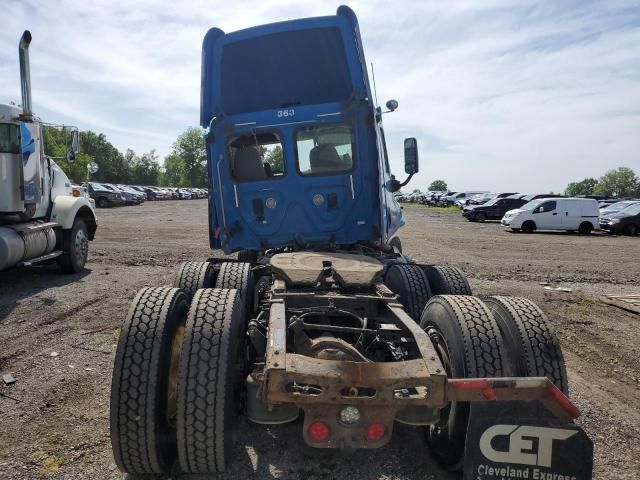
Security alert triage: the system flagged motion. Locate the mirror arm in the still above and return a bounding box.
[389,174,414,193]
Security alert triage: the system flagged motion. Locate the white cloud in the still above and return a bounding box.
[0,0,638,192]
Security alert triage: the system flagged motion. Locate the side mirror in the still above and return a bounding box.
[385,99,398,112]
[67,129,80,162]
[404,137,419,175]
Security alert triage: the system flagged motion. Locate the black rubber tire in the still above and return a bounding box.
[59,219,89,273]
[237,249,259,262]
[174,261,214,299]
[483,296,568,393]
[578,222,592,235]
[177,288,245,474]
[423,265,472,296]
[521,221,536,233]
[384,264,432,322]
[474,212,486,223]
[624,224,638,236]
[97,196,108,208]
[110,287,190,475]
[389,236,402,253]
[420,295,507,470]
[215,262,255,316]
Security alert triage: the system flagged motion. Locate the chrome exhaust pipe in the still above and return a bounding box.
[19,30,33,121]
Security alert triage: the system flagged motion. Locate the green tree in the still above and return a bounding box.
[564,178,597,196]
[131,149,161,185]
[172,127,207,187]
[593,167,639,197]
[428,180,447,191]
[264,145,284,173]
[163,153,185,186]
[79,131,130,184]
[42,126,91,183]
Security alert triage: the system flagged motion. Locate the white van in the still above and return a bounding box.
[501,198,599,234]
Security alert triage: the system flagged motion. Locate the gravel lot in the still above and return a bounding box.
[1,201,639,479]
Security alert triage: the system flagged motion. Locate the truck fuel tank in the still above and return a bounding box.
[0,223,57,271]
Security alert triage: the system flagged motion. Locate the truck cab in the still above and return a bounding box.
[201,6,413,254]
[0,31,97,273]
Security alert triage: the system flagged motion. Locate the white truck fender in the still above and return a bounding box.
[50,195,98,237]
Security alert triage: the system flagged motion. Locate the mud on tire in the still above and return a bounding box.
[177,288,245,474]
[484,295,568,393]
[110,287,190,474]
[174,261,215,299]
[420,295,507,470]
[384,264,432,322]
[423,265,472,296]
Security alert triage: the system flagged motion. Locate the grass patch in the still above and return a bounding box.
[565,297,594,315]
[40,454,71,475]
[415,205,462,213]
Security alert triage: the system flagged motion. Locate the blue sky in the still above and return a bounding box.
[1,0,639,192]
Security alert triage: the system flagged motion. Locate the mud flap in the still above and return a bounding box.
[463,402,593,480]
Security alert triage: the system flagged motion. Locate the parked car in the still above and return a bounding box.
[443,191,489,208]
[463,197,528,222]
[117,185,146,203]
[466,192,517,206]
[175,188,193,200]
[600,202,640,235]
[501,198,599,234]
[104,184,140,205]
[84,182,125,208]
[519,193,565,202]
[599,200,639,216]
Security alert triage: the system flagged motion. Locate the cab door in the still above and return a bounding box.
[533,200,559,229]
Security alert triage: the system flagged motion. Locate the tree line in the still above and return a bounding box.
[565,167,640,198]
[43,126,208,187]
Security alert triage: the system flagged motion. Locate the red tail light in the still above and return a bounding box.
[366,423,386,441]
[308,421,331,442]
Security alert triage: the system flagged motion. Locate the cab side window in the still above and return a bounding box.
[536,201,556,213]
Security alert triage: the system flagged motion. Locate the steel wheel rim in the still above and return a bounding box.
[73,229,88,265]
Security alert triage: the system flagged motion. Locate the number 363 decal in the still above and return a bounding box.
[277,109,295,118]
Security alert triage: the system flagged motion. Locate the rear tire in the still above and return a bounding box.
[578,222,592,235]
[484,296,568,393]
[215,262,255,316]
[59,219,89,273]
[420,295,507,470]
[174,261,214,299]
[384,264,432,322]
[423,265,472,296]
[521,221,536,233]
[237,249,259,262]
[110,287,190,474]
[177,288,245,474]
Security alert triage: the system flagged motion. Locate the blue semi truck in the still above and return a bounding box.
[110,6,593,478]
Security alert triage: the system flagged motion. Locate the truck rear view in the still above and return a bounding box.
[110,7,594,479]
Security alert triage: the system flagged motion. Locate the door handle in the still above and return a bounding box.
[552,213,557,215]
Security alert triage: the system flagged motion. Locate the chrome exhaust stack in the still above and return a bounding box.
[19,30,33,121]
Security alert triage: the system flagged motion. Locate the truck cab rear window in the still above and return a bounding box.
[229,132,284,182]
[296,125,354,176]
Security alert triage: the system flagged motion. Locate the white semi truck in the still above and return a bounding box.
[0,31,97,273]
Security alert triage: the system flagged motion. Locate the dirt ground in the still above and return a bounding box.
[1,201,638,480]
